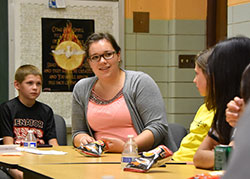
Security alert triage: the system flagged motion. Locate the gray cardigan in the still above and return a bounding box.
[71,70,177,152]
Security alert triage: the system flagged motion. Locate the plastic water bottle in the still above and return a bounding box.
[121,135,138,169]
[24,130,37,148]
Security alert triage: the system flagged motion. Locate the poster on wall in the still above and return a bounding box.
[42,18,95,92]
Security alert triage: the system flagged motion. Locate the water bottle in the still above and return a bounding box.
[121,135,138,169]
[24,130,37,148]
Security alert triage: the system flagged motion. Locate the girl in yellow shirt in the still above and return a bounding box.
[172,49,214,161]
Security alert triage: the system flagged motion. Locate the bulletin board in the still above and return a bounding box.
[8,0,120,126]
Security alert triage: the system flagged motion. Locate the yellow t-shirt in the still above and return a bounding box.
[172,104,214,161]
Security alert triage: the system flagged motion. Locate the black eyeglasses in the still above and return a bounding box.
[88,51,116,62]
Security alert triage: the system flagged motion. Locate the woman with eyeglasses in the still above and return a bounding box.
[71,33,177,153]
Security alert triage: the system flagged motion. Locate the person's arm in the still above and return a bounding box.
[71,80,94,147]
[193,135,219,169]
[130,73,170,149]
[43,108,59,145]
[48,138,59,146]
[8,169,23,179]
[0,103,15,143]
[3,136,14,144]
[134,129,154,152]
[4,136,24,179]
[0,104,24,179]
[102,129,154,153]
[225,97,244,127]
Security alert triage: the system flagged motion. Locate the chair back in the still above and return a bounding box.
[0,168,12,179]
[54,114,67,146]
[168,123,187,149]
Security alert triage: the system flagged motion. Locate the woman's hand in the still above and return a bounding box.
[101,137,125,153]
[80,134,95,146]
[74,133,95,147]
[225,97,244,127]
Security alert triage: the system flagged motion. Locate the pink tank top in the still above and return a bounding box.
[87,91,137,142]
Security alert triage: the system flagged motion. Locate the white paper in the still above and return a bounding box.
[0,145,20,153]
[16,147,67,155]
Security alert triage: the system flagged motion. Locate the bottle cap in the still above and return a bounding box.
[127,135,134,138]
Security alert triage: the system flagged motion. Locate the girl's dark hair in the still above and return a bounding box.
[84,33,121,58]
[241,63,250,103]
[206,36,250,144]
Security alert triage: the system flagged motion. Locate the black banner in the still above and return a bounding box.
[42,18,95,92]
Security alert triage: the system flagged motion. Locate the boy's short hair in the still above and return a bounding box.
[15,64,42,83]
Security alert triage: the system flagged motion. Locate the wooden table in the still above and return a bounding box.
[18,163,208,179]
[0,146,209,179]
[0,146,121,167]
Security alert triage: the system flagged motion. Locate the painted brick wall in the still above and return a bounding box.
[125,0,207,128]
[228,1,250,38]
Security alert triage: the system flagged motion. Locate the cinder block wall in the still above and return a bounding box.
[228,0,250,38]
[124,0,206,128]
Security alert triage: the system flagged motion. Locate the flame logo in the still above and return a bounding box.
[52,21,85,89]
